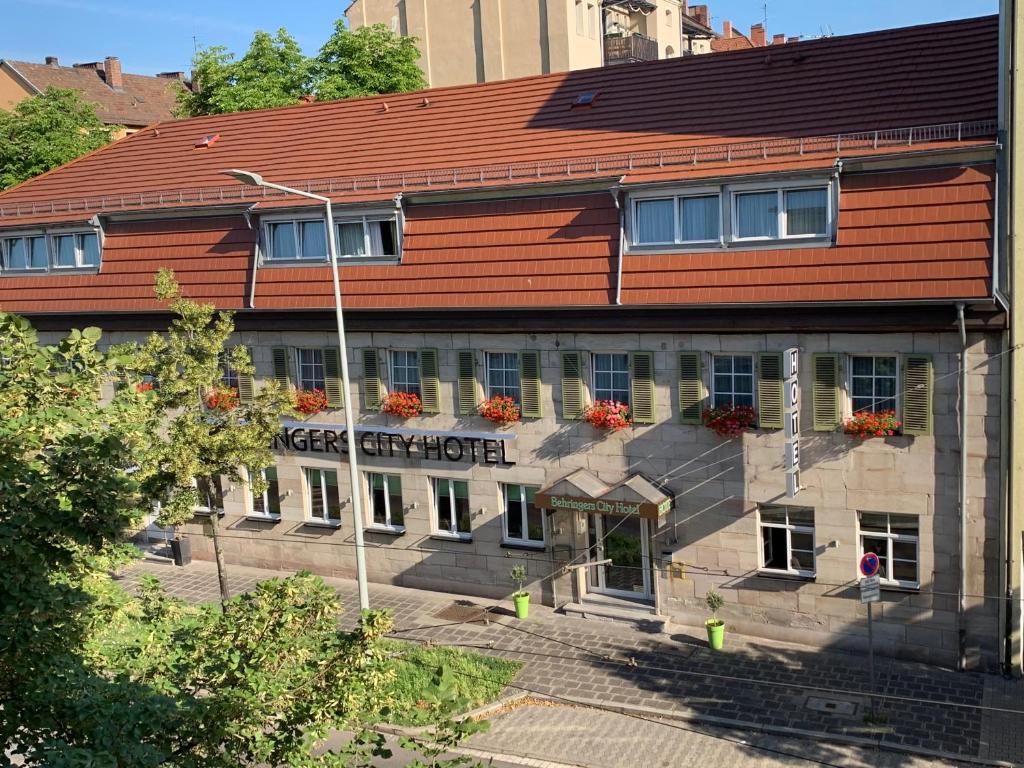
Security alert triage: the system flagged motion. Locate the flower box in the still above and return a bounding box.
[205,386,239,411]
[583,400,631,431]
[843,409,901,438]
[381,391,423,418]
[294,388,328,416]
[479,395,521,425]
[702,404,758,438]
[135,381,154,393]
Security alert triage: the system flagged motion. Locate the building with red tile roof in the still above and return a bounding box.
[0,16,1008,669]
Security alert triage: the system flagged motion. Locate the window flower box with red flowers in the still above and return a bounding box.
[381,391,423,418]
[135,381,154,393]
[294,388,329,417]
[479,395,521,425]
[702,404,758,438]
[205,386,239,412]
[843,410,902,439]
[583,400,631,432]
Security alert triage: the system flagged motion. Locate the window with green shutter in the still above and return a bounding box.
[419,348,441,413]
[362,348,383,410]
[322,347,344,407]
[456,350,478,414]
[811,353,840,431]
[757,352,784,429]
[630,351,655,424]
[236,346,255,404]
[901,354,933,436]
[519,350,543,418]
[678,352,703,424]
[271,347,291,388]
[560,351,585,420]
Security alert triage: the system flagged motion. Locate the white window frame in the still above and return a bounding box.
[296,347,326,391]
[629,186,722,246]
[710,353,756,409]
[388,349,421,397]
[50,230,102,269]
[304,466,342,526]
[192,476,220,515]
[502,483,544,547]
[1,231,48,272]
[260,210,400,263]
[432,477,471,539]
[858,512,920,589]
[730,184,831,243]
[246,466,281,520]
[0,227,101,273]
[365,471,405,532]
[485,351,521,401]
[591,351,631,405]
[757,505,815,578]
[847,353,900,416]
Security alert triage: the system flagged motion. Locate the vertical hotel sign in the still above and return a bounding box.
[783,347,800,498]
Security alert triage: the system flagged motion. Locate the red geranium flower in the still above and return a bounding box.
[381,391,423,418]
[702,404,758,438]
[584,400,632,431]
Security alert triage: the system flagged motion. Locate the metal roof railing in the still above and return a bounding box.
[0,119,997,220]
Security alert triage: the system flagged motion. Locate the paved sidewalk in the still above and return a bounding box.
[118,557,1024,766]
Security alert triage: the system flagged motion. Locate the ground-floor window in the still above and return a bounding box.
[248,466,281,519]
[859,512,919,587]
[305,467,341,525]
[367,472,404,531]
[193,476,222,513]
[503,483,544,546]
[433,477,471,538]
[758,504,815,577]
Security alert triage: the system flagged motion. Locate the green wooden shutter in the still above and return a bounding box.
[630,351,655,424]
[322,347,344,408]
[811,353,840,431]
[560,351,585,420]
[678,352,703,424]
[456,350,478,414]
[362,348,382,410]
[757,352,784,429]
[519,350,543,418]
[236,346,255,404]
[419,348,441,413]
[902,354,933,436]
[271,347,291,388]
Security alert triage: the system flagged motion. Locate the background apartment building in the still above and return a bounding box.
[344,0,779,87]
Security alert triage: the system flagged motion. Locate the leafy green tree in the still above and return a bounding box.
[0,87,119,189]
[314,22,426,101]
[124,269,294,604]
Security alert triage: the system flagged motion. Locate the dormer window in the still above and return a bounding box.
[53,232,101,269]
[262,213,400,263]
[0,227,102,273]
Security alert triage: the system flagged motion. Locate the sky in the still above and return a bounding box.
[0,0,998,76]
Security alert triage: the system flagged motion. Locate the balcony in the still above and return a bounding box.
[604,33,658,65]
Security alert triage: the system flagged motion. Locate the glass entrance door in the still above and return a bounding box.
[587,513,651,600]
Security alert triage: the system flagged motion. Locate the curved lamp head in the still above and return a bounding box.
[221,168,264,187]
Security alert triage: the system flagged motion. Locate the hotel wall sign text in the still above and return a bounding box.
[273,423,515,466]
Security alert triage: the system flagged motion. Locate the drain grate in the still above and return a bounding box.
[432,601,491,623]
[805,696,859,716]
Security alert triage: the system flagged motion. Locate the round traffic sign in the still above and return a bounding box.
[859,552,880,577]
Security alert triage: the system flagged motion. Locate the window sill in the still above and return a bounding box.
[626,238,830,255]
[366,525,406,537]
[245,514,281,523]
[260,256,401,268]
[501,540,546,552]
[429,534,472,543]
[192,509,225,518]
[1,266,100,277]
[756,569,815,582]
[302,520,342,529]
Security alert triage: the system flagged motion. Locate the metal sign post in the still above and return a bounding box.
[859,552,881,720]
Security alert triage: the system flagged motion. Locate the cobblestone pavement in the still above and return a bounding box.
[118,558,1024,766]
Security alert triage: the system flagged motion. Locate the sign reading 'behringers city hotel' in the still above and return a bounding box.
[272,421,516,466]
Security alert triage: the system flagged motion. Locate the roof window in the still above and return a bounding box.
[572,91,599,109]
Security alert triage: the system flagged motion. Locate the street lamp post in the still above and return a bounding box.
[221,169,370,611]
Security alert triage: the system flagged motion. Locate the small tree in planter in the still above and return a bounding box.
[702,404,757,438]
[583,400,631,432]
[510,564,529,619]
[294,388,328,417]
[705,590,725,650]
[380,391,423,418]
[479,395,520,425]
[844,409,901,439]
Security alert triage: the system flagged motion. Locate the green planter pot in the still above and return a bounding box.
[513,593,530,620]
[705,619,725,650]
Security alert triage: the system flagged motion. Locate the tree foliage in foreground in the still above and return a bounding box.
[0,87,120,190]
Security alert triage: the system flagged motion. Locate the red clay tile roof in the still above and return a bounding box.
[0,15,997,226]
[2,59,185,127]
[710,33,755,52]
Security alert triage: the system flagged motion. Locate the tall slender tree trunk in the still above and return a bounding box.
[210,500,231,609]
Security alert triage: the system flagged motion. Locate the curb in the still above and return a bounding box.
[373,692,531,738]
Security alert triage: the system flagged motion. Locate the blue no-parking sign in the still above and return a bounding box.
[859,552,880,578]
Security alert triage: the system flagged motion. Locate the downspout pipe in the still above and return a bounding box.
[957,301,969,671]
[612,183,625,306]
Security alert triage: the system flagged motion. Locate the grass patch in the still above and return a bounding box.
[381,641,522,726]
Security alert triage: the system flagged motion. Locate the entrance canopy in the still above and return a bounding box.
[535,469,672,523]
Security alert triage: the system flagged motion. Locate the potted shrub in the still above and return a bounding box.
[705,590,725,650]
[479,394,521,425]
[843,409,901,438]
[583,399,631,431]
[702,404,757,438]
[510,564,529,619]
[205,386,239,412]
[381,391,423,418]
[294,388,328,417]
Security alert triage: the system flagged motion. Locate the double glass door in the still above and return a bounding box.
[587,513,651,601]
